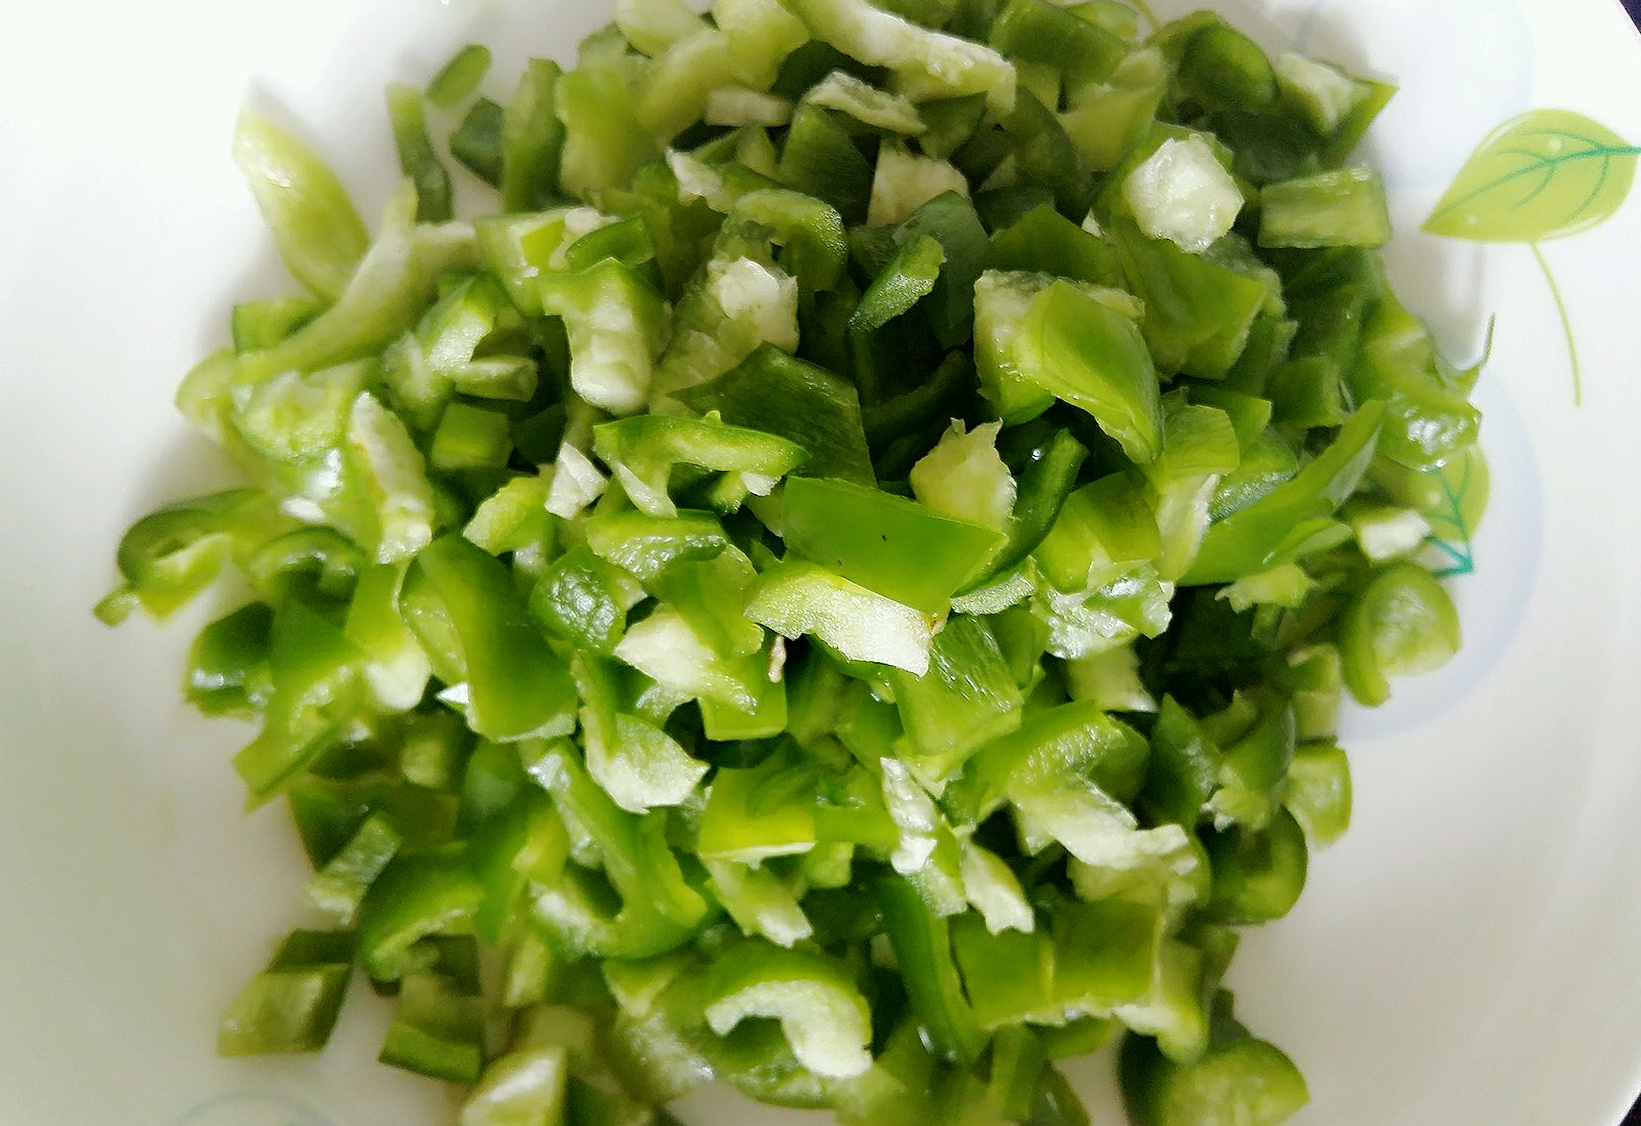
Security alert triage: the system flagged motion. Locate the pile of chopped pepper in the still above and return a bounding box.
[99,1,1486,1124]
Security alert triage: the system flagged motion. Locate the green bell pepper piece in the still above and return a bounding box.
[379,969,485,1082]
[463,473,553,560]
[1000,87,1092,217]
[878,876,987,1065]
[782,476,1004,617]
[917,93,988,160]
[1142,395,1243,582]
[451,98,506,187]
[860,351,971,466]
[964,185,1056,233]
[235,183,480,383]
[306,812,405,925]
[1207,699,1296,832]
[960,838,1035,935]
[1203,808,1309,925]
[1285,743,1352,847]
[969,700,1151,808]
[100,488,278,622]
[475,208,602,316]
[716,0,811,89]
[612,604,768,711]
[908,419,1015,534]
[1265,355,1347,430]
[1350,294,1482,471]
[564,213,660,278]
[400,534,578,741]
[529,545,640,655]
[232,599,365,805]
[1339,562,1460,706]
[989,0,1125,94]
[705,860,814,947]
[345,563,433,714]
[950,913,1058,1029]
[970,430,1088,587]
[232,297,322,354]
[287,773,460,870]
[470,791,571,942]
[232,111,369,303]
[1259,165,1391,249]
[575,651,710,812]
[340,391,440,566]
[1120,1028,1308,1126]
[1139,696,1219,829]
[1111,938,1211,1065]
[1060,48,1165,172]
[697,753,827,863]
[539,259,667,415]
[849,234,945,338]
[987,1024,1049,1122]
[1108,218,1269,380]
[1038,1014,1118,1061]
[592,413,808,517]
[1184,401,1386,585]
[358,842,484,982]
[1050,896,1161,1014]
[1178,22,1277,111]
[428,44,491,107]
[501,60,566,210]
[555,62,656,201]
[184,602,275,717]
[745,558,937,675]
[242,526,364,603]
[881,757,969,915]
[971,270,1057,424]
[703,939,875,1079]
[894,191,992,348]
[988,205,1122,288]
[398,708,474,793]
[1273,50,1368,137]
[651,548,764,658]
[386,84,454,222]
[1208,424,1299,523]
[1281,643,1343,741]
[721,187,851,292]
[679,343,875,487]
[805,71,925,136]
[229,359,372,465]
[888,615,1023,782]
[784,0,1018,113]
[460,1045,570,1126]
[619,0,708,55]
[218,929,355,1056]
[1035,473,1162,595]
[580,508,730,582]
[779,103,876,225]
[638,29,739,142]
[523,740,710,957]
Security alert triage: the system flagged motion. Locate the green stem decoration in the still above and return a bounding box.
[1529,241,1582,407]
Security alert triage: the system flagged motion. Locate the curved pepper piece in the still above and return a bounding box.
[401,534,577,743]
[1184,401,1387,585]
[703,939,874,1079]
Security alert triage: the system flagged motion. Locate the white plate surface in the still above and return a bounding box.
[2,1,1640,1124]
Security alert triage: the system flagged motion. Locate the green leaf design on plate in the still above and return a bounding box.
[1424,109,1640,242]
[1424,445,1490,578]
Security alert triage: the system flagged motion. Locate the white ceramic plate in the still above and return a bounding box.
[3,1,1640,1124]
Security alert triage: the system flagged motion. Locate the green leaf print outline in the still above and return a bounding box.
[1425,110,1639,241]
[1425,109,1640,407]
[1423,447,1489,580]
